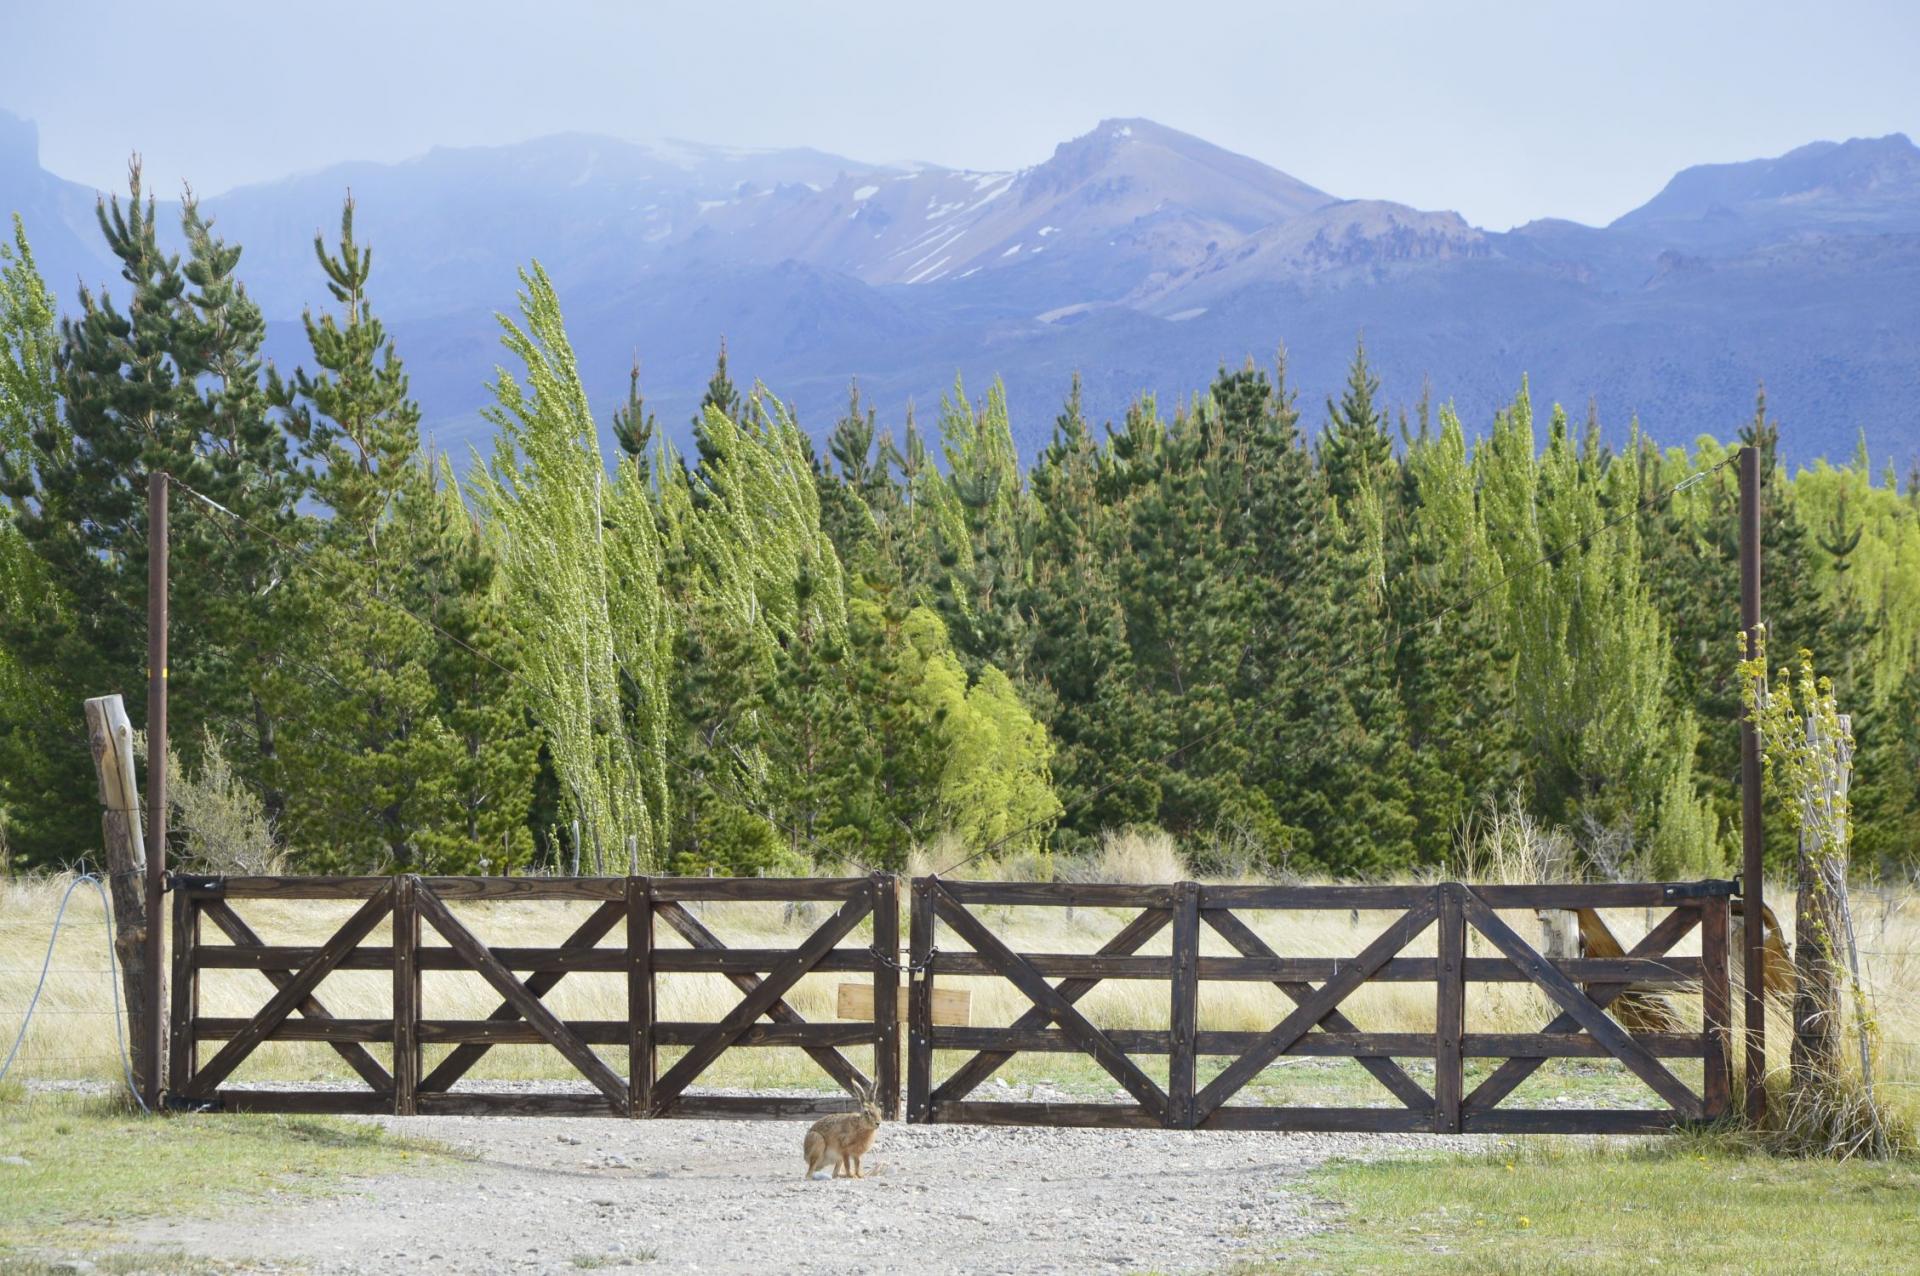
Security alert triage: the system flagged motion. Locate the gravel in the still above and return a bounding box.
[122,1085,1481,1274]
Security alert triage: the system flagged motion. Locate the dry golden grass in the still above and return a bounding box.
[2,868,1916,1116]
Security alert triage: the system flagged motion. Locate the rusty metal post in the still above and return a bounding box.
[1738,444,1766,1122]
[145,471,169,1109]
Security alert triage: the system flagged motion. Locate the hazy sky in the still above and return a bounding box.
[8,0,1917,230]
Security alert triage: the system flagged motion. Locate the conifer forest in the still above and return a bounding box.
[3,179,1918,882]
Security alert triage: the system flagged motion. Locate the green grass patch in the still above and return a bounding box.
[0,1091,452,1265]
[1267,1136,1920,1275]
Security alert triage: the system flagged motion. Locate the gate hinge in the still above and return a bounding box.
[1663,878,1739,901]
[162,1092,224,1113]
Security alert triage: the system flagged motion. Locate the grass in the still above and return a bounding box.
[0,1090,452,1267]
[1263,1136,1920,1275]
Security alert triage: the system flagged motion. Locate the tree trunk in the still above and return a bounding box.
[84,694,157,1098]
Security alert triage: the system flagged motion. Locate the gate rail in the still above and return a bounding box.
[167,872,900,1119]
[906,878,1734,1134]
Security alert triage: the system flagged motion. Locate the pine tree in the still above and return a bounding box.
[1319,335,1393,511]
[609,355,655,480]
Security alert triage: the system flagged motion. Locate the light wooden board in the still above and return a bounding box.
[838,982,970,1026]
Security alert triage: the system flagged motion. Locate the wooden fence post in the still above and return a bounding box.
[906,877,934,1123]
[1169,880,1201,1129]
[392,875,419,1115]
[1434,883,1466,1134]
[872,873,901,1120]
[1702,894,1733,1119]
[627,875,653,1117]
[83,693,157,1101]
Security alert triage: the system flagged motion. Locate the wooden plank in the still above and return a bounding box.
[1169,881,1200,1128]
[652,1022,876,1048]
[627,876,651,1119]
[1701,897,1732,1119]
[392,875,420,1116]
[651,948,877,975]
[1198,884,1435,910]
[182,885,395,1097]
[836,982,971,1026]
[1201,906,1433,1112]
[1459,890,1703,1119]
[1470,883,1725,908]
[414,1092,622,1117]
[1434,882,1466,1134]
[1461,1109,1684,1135]
[214,1089,394,1115]
[932,880,1174,908]
[931,905,1171,1104]
[419,876,625,900]
[930,953,1697,982]
[1464,903,1701,1113]
[649,892,874,1113]
[1201,1106,1437,1133]
[914,1026,1706,1058]
[925,1101,1162,1129]
[649,877,869,902]
[907,877,934,1123]
[419,900,625,1093]
[198,1018,391,1042]
[653,899,874,1101]
[413,883,629,1108]
[420,1020,624,1045]
[1462,1032,1703,1059]
[167,888,197,1096]
[1192,891,1439,1123]
[930,882,1171,1125]
[662,1095,878,1120]
[86,695,156,1102]
[195,876,390,899]
[871,872,901,1120]
[195,899,394,1092]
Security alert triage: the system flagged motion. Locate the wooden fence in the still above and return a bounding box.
[164,873,1732,1135]
[167,873,900,1119]
[907,878,1733,1134]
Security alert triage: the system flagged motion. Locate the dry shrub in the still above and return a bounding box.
[1456,791,1576,884]
[1061,828,1188,884]
[169,731,283,875]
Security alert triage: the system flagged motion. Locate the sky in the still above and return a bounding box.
[6,0,1918,230]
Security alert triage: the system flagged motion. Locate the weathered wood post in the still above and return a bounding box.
[1791,713,1852,1084]
[145,471,170,1110]
[1738,444,1767,1121]
[83,693,155,1099]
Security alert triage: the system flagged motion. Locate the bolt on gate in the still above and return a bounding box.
[163,872,1732,1135]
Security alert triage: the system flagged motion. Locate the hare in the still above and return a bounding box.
[802,1081,883,1179]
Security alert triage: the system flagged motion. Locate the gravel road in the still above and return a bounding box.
[130,1093,1476,1275]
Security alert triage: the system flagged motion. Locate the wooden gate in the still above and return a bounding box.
[906,878,1732,1134]
[167,873,900,1118]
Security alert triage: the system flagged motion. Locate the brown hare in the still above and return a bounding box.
[802,1081,883,1179]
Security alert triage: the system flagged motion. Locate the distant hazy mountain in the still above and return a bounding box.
[3,109,1917,468]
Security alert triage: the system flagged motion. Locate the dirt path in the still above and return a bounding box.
[133,1108,1472,1274]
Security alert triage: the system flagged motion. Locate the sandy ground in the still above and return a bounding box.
[127,1098,1477,1275]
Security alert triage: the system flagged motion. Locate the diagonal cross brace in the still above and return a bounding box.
[932,906,1172,1105]
[1202,907,1433,1112]
[931,882,1171,1125]
[413,885,629,1109]
[419,899,626,1093]
[654,899,874,1100]
[1464,903,1700,1112]
[1193,892,1439,1124]
[197,897,394,1094]
[1459,891,1703,1119]
[649,892,874,1113]
[182,885,395,1098]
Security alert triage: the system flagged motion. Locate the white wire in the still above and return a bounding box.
[0,873,150,1111]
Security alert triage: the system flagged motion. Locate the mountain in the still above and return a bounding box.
[4,109,1918,468]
